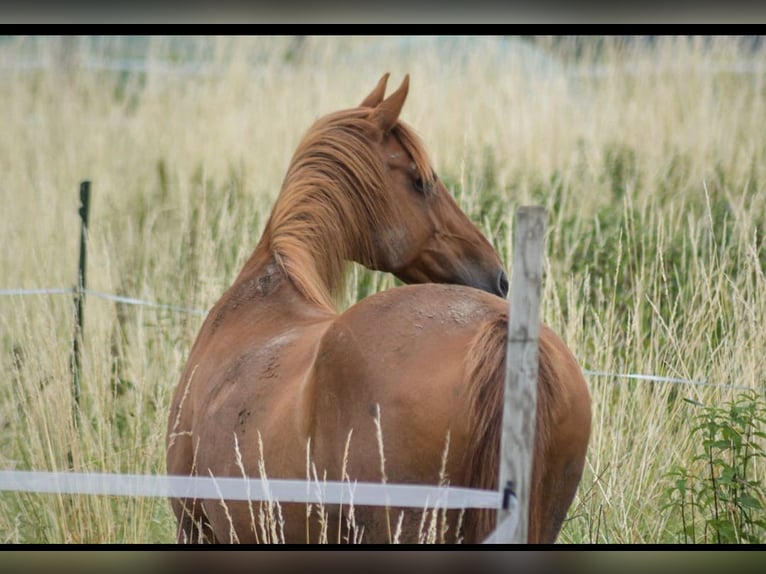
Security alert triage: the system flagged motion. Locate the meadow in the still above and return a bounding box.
[0,35,764,543]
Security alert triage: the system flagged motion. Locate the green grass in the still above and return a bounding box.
[1,35,765,543]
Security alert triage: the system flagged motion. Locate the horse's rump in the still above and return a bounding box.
[305,284,506,542]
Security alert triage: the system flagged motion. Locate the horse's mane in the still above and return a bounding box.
[260,107,435,312]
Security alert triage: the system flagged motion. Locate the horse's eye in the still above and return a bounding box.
[413,174,435,195]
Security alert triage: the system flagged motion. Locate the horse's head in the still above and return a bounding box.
[359,74,509,299]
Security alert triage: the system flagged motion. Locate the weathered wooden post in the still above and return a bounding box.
[484,205,546,544]
[71,180,91,428]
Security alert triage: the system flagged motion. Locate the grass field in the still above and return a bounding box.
[1,35,765,543]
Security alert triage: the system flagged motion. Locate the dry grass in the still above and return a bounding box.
[1,35,765,543]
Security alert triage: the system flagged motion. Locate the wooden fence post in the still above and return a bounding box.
[71,180,91,428]
[483,205,546,544]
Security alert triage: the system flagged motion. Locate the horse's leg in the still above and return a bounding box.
[173,498,219,544]
[540,457,587,543]
[535,392,590,543]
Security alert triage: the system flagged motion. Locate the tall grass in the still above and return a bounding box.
[1,36,764,543]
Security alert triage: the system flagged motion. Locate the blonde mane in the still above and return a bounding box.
[263,107,435,312]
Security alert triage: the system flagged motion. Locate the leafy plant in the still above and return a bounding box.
[662,392,766,543]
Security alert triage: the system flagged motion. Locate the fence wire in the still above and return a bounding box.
[0,286,207,316]
[0,286,760,392]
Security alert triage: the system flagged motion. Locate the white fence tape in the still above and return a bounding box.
[0,470,501,509]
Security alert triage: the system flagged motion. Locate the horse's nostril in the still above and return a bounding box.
[497,269,509,298]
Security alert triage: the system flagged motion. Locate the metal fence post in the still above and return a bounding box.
[71,180,91,427]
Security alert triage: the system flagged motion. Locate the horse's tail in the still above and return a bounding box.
[461,312,556,543]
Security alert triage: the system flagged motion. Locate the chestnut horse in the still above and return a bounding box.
[166,74,591,544]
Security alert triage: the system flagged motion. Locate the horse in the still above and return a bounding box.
[166,73,591,544]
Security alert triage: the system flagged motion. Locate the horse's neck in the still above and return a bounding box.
[226,245,335,324]
[237,224,341,314]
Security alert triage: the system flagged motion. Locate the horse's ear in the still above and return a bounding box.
[374,74,409,132]
[360,73,390,108]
